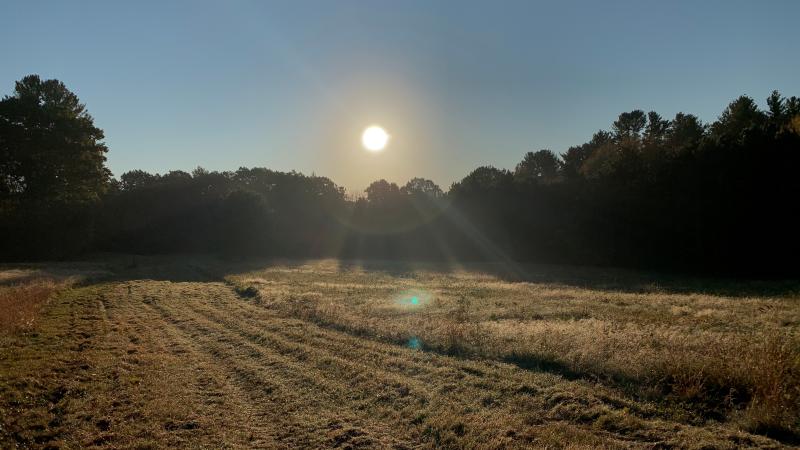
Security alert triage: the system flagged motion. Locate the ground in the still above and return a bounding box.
[1,256,798,449]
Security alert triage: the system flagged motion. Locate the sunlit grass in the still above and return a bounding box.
[0,279,60,334]
[227,259,800,437]
[2,257,797,448]
[0,264,110,335]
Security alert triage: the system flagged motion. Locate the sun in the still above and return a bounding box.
[362,126,389,151]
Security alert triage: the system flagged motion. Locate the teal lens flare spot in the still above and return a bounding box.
[393,291,429,308]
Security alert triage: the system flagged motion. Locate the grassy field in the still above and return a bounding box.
[1,257,798,448]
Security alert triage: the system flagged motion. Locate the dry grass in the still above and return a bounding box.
[0,263,112,335]
[1,256,798,448]
[226,259,800,440]
[0,279,60,334]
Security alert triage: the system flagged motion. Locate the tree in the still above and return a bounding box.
[365,179,402,205]
[217,190,272,255]
[643,111,671,145]
[612,110,647,140]
[767,90,786,124]
[514,149,561,184]
[401,177,443,198]
[710,95,765,142]
[450,166,513,197]
[120,170,159,191]
[0,75,109,203]
[0,75,111,258]
[562,131,613,177]
[668,113,704,153]
[786,96,800,120]
[765,90,800,136]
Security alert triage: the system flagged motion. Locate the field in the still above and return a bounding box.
[1,257,798,449]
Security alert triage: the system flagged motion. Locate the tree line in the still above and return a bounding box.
[2,75,799,275]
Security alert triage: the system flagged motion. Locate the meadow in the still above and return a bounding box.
[1,256,798,448]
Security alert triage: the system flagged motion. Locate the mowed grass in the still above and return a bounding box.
[1,256,798,448]
[0,278,61,334]
[0,264,109,334]
[225,259,800,440]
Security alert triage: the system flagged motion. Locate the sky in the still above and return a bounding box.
[1,1,799,193]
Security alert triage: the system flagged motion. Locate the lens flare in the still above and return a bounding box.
[394,290,430,307]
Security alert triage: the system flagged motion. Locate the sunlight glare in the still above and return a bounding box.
[362,126,389,151]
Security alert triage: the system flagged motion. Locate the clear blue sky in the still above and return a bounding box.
[2,1,798,193]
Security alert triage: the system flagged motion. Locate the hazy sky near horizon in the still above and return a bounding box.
[2,1,799,193]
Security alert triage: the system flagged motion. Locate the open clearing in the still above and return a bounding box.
[1,257,798,449]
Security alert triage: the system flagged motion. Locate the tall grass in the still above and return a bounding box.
[228,260,800,439]
[741,335,800,437]
[0,280,59,334]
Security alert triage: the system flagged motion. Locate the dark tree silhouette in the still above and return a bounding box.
[711,95,765,142]
[2,75,799,276]
[0,75,109,202]
[0,75,110,257]
[514,150,561,184]
[668,113,705,153]
[365,179,402,205]
[612,110,647,140]
[401,177,443,198]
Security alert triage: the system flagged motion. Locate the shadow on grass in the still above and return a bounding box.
[39,253,799,299]
[33,253,798,445]
[421,259,800,298]
[748,424,800,446]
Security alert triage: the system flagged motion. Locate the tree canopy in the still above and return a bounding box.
[0,75,109,204]
[2,75,799,276]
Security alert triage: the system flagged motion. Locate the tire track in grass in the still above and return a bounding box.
[117,276,787,449]
[106,282,285,448]
[6,265,786,449]
[154,309,405,448]
[130,286,319,448]
[155,282,639,448]
[188,297,430,394]
[0,288,100,448]
[202,282,788,450]
[181,299,486,444]
[206,290,552,393]
[150,305,411,447]
[188,296,531,415]
[143,282,413,449]
[189,287,669,447]
[186,300,555,447]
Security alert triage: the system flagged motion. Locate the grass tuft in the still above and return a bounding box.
[0,280,59,334]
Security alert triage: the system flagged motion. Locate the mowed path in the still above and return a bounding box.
[1,263,787,449]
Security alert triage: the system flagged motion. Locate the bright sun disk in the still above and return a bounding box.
[362,126,389,151]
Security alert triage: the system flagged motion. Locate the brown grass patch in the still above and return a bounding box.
[3,257,798,448]
[0,263,111,335]
[226,259,800,440]
[0,279,61,334]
